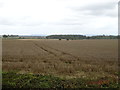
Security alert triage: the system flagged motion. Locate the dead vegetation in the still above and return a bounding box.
[2,39,118,80]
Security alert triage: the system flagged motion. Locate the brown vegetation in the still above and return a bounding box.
[2,39,118,80]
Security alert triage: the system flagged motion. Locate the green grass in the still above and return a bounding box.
[2,71,119,88]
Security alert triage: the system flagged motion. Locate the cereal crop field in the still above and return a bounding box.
[2,39,119,88]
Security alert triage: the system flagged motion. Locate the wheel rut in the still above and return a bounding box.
[33,42,80,63]
[33,43,57,57]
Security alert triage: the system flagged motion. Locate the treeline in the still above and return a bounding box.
[46,35,86,39]
[2,34,119,39]
[46,35,118,40]
[2,35,46,39]
[87,35,118,39]
[3,35,19,38]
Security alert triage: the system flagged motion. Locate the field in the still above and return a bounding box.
[2,39,119,88]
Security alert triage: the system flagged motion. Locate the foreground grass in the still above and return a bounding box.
[2,71,119,88]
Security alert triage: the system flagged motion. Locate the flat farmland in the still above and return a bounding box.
[2,39,119,88]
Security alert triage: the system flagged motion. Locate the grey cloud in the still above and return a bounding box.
[0,2,3,8]
[21,22,42,26]
[85,9,117,17]
[71,1,117,17]
[52,18,83,26]
[80,2,116,11]
[0,16,82,26]
[0,17,42,26]
[18,16,42,26]
[55,22,82,25]
[104,10,117,17]
[0,18,15,25]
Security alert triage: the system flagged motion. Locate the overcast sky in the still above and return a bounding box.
[0,0,118,35]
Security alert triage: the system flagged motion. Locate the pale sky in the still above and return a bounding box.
[0,0,118,35]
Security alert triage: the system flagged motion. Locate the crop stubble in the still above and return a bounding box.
[2,39,118,79]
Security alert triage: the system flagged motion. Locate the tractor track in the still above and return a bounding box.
[33,42,80,62]
[33,43,57,57]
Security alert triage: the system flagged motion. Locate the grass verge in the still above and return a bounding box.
[2,71,119,88]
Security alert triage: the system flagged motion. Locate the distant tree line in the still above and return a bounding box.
[46,35,86,40]
[46,35,118,40]
[2,35,46,39]
[86,35,119,39]
[2,34,119,39]
[3,35,19,38]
